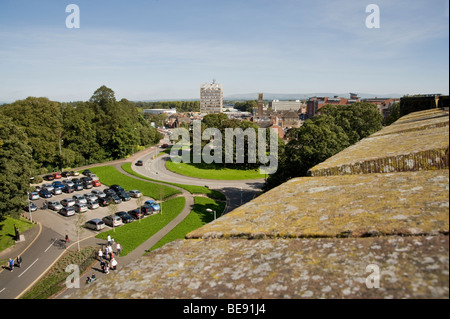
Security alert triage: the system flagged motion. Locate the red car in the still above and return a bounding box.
[53,172,62,179]
[93,180,101,187]
[161,144,169,148]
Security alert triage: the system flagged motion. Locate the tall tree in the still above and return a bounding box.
[0,116,35,220]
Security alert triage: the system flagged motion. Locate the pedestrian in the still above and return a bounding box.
[98,249,103,262]
[8,258,14,272]
[104,245,109,258]
[116,242,121,256]
[16,255,22,268]
[111,258,117,270]
[65,234,70,243]
[107,235,111,246]
[105,261,109,274]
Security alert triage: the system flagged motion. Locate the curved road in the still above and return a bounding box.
[1,135,263,299]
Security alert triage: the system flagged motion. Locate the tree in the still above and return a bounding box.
[0,116,35,220]
[263,115,350,191]
[89,85,116,107]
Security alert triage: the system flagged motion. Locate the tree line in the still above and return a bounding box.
[0,86,162,220]
[263,102,383,191]
[131,100,200,113]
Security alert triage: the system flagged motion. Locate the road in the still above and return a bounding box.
[0,134,264,299]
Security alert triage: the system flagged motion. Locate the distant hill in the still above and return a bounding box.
[224,93,403,101]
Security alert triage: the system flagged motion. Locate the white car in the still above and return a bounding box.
[91,190,106,198]
[102,215,123,227]
[48,200,63,211]
[85,193,97,202]
[128,190,142,198]
[73,194,87,204]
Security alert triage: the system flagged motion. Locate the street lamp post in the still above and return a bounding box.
[206,208,216,221]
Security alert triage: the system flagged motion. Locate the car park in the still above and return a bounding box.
[38,189,52,199]
[102,215,123,227]
[73,194,87,204]
[116,211,134,223]
[74,203,88,213]
[59,207,75,217]
[128,190,142,198]
[85,219,105,231]
[61,198,76,207]
[48,200,63,211]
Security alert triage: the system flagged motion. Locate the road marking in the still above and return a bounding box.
[44,239,58,252]
[18,258,39,278]
[0,288,5,294]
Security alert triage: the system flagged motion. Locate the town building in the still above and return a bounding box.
[200,80,223,114]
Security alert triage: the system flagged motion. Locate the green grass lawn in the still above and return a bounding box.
[165,159,264,180]
[88,166,181,199]
[122,163,226,200]
[0,217,35,253]
[95,197,185,256]
[148,197,226,252]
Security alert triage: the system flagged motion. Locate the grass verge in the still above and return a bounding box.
[0,216,35,254]
[165,159,264,180]
[95,197,186,256]
[147,197,226,252]
[122,163,226,200]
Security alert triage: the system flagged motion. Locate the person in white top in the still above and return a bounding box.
[116,242,121,256]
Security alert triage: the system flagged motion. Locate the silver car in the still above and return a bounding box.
[74,203,88,213]
[85,219,105,231]
[128,190,142,198]
[102,215,123,227]
[87,199,99,210]
[48,200,63,211]
[72,194,87,204]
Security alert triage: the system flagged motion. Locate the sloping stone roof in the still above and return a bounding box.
[72,108,449,299]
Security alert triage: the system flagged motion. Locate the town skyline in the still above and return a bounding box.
[0,0,448,102]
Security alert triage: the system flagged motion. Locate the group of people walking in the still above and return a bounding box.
[97,235,121,275]
[7,256,22,272]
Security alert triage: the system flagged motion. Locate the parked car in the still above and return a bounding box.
[62,185,75,193]
[91,190,106,198]
[73,183,84,191]
[74,203,88,213]
[110,185,125,193]
[70,170,79,176]
[42,183,54,192]
[52,187,62,195]
[106,194,122,205]
[85,193,97,201]
[81,178,93,189]
[29,192,40,200]
[128,190,142,198]
[128,208,144,220]
[144,200,161,212]
[48,200,63,211]
[59,207,75,217]
[117,191,131,201]
[82,169,92,176]
[90,174,99,181]
[97,197,110,207]
[87,200,99,210]
[62,179,74,187]
[116,211,134,224]
[161,143,169,148]
[24,202,38,212]
[102,215,123,227]
[61,171,71,177]
[38,189,52,199]
[43,174,54,181]
[85,219,105,231]
[92,180,101,187]
[61,198,76,207]
[72,194,87,204]
[53,172,62,179]
[135,160,143,166]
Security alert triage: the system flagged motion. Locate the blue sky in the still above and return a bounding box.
[0,0,448,102]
